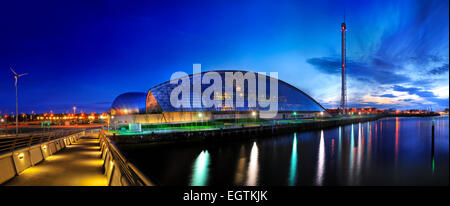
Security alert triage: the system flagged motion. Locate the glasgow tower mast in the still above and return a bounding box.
[340,14,347,115]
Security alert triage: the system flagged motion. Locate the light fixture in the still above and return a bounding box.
[18,153,24,160]
[42,145,47,150]
[252,111,256,116]
[198,113,203,118]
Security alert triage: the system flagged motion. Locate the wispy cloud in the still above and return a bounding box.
[429,64,449,75]
[307,0,449,110]
[379,94,397,98]
[306,57,411,85]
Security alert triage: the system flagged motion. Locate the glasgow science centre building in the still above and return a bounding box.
[110,70,329,124]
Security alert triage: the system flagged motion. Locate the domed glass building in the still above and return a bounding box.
[111,70,328,123]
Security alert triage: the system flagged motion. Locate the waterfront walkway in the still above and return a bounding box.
[4,136,107,186]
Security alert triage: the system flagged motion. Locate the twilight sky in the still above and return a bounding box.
[0,0,448,114]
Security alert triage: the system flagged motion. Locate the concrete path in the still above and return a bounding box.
[4,136,107,186]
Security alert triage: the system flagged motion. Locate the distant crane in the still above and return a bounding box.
[10,67,28,135]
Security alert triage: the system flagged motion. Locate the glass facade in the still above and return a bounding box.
[111,70,327,114]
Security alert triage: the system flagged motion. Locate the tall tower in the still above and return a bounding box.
[340,20,347,115]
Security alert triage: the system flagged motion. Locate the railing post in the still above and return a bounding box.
[28,134,33,147]
[10,136,18,152]
[47,131,53,142]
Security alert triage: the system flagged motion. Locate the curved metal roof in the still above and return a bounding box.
[146,70,328,113]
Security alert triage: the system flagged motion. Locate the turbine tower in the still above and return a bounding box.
[340,12,347,115]
[10,67,28,135]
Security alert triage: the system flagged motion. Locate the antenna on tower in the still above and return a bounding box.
[344,7,346,23]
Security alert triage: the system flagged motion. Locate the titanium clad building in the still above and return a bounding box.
[110,70,329,124]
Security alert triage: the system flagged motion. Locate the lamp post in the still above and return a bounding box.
[111,115,115,131]
[198,112,203,128]
[107,115,111,131]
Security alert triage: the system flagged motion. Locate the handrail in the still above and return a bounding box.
[98,128,155,186]
[0,129,86,154]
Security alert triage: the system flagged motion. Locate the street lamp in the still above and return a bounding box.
[110,115,115,131]
[198,112,203,127]
[0,118,4,134]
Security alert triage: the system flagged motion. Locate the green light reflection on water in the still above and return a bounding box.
[190,150,210,186]
[432,157,435,174]
[288,133,298,186]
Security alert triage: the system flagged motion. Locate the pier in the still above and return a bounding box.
[0,129,154,186]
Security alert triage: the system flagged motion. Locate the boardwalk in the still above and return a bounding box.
[4,136,107,186]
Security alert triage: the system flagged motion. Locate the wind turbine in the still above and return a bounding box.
[10,67,28,135]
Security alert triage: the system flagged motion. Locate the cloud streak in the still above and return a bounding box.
[307,0,449,110]
[306,57,411,85]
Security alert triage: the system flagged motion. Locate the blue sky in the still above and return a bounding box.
[0,0,448,114]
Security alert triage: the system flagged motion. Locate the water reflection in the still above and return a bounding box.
[123,116,449,186]
[246,142,259,186]
[395,117,399,171]
[355,123,363,184]
[431,118,435,175]
[367,122,372,168]
[315,130,325,185]
[190,150,210,186]
[432,157,435,174]
[288,133,298,186]
[234,146,247,185]
[348,124,354,185]
[337,126,343,182]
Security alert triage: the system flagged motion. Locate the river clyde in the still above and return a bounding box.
[119,116,449,186]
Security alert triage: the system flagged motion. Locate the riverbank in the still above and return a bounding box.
[111,113,440,145]
[116,113,448,186]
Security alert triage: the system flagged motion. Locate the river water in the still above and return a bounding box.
[120,116,449,186]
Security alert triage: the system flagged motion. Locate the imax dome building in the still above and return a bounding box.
[110,70,329,124]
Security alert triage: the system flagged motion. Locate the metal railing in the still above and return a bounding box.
[0,129,85,154]
[98,128,154,186]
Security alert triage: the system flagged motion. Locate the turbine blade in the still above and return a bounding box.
[18,73,28,77]
[10,67,17,75]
